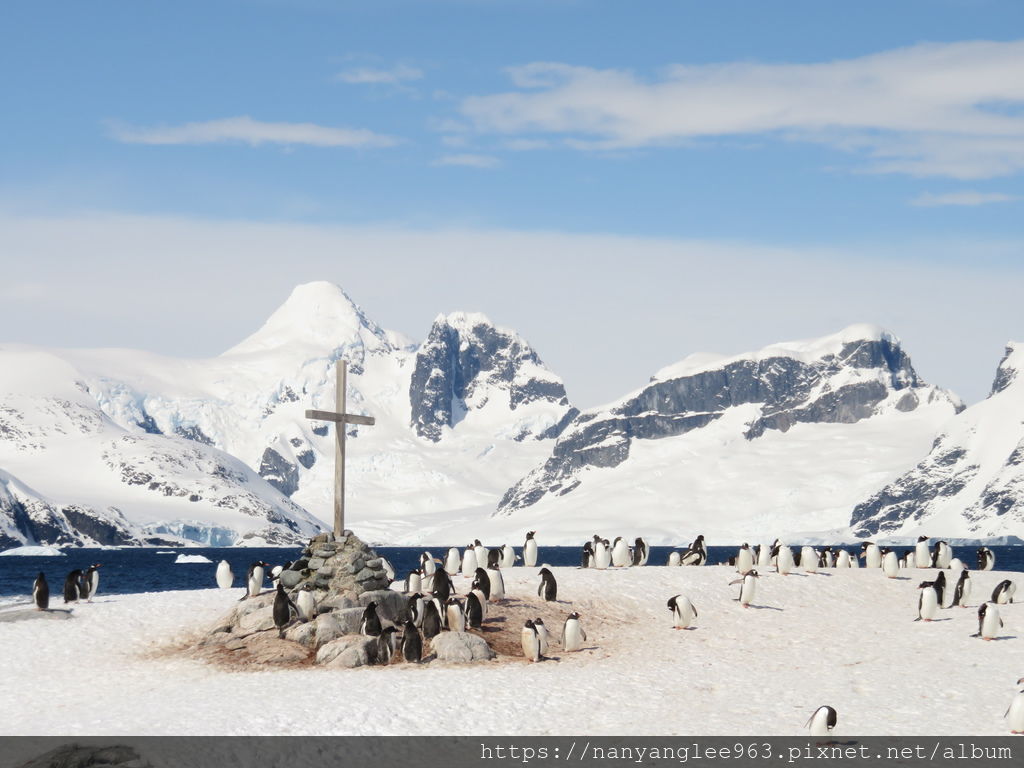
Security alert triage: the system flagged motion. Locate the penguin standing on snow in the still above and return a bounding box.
[446,597,466,633]
[667,550,682,567]
[471,567,491,601]
[243,561,269,599]
[32,572,49,611]
[84,564,101,602]
[835,549,851,568]
[736,544,754,574]
[881,548,900,578]
[501,544,516,569]
[801,546,819,573]
[914,536,931,568]
[915,581,939,622]
[215,560,234,589]
[562,612,586,652]
[273,582,298,638]
[1006,678,1024,734]
[401,621,422,663]
[431,569,453,605]
[473,540,489,572]
[680,535,707,566]
[538,568,557,602]
[63,570,83,604]
[592,539,611,569]
[952,569,971,608]
[460,545,478,579]
[465,591,485,629]
[992,580,1015,604]
[729,570,759,608]
[632,537,649,566]
[405,569,422,595]
[534,618,550,656]
[360,601,383,637]
[521,619,541,662]
[932,571,948,607]
[523,531,538,568]
[775,544,794,575]
[486,563,505,602]
[667,595,697,629]
[295,584,316,621]
[611,537,630,567]
[860,542,881,568]
[806,706,838,737]
[580,542,594,568]
[977,547,995,571]
[421,551,439,579]
[975,603,1003,640]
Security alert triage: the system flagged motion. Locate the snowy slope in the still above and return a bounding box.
[0,283,574,547]
[486,326,962,544]
[852,343,1024,539]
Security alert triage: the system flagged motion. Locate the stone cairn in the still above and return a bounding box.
[193,530,494,668]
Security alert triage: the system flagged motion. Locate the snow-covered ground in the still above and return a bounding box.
[0,564,1020,736]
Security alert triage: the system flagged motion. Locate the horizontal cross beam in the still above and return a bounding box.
[305,409,376,426]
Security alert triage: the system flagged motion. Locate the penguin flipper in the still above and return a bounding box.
[580,628,587,641]
[692,604,698,618]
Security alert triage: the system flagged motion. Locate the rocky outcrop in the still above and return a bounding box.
[498,329,959,514]
[410,313,574,442]
[258,447,299,497]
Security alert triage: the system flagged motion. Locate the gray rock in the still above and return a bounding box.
[284,621,317,648]
[236,607,275,636]
[317,566,336,578]
[313,612,346,646]
[431,632,495,663]
[316,635,377,668]
[307,557,326,570]
[279,570,302,588]
[355,567,376,583]
[313,548,336,558]
[365,558,382,569]
[320,595,357,611]
[332,607,366,635]
[258,446,299,497]
[0,608,74,623]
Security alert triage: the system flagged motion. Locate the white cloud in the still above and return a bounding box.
[433,153,501,168]
[460,40,1024,179]
[108,116,398,148]
[910,191,1019,207]
[335,64,423,85]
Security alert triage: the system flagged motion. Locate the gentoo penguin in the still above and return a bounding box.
[379,557,395,585]
[84,564,101,602]
[899,550,912,569]
[801,547,818,573]
[421,599,442,639]
[63,570,83,604]
[835,549,851,568]
[757,543,773,568]
[32,572,49,611]
[534,618,550,656]
[930,541,952,569]
[407,593,425,627]
[992,580,1015,605]
[611,537,630,567]
[538,568,557,602]
[443,547,460,575]
[405,569,422,595]
[1006,678,1024,734]
[881,549,900,579]
[581,542,594,568]
[736,544,754,574]
[376,627,397,664]
[360,601,383,637]
[244,561,269,599]
[977,547,995,571]
[486,549,502,569]
[446,597,466,633]
[806,706,838,738]
[592,539,611,569]
[76,570,92,602]
[523,531,538,568]
[270,564,284,582]
[632,537,649,566]
[421,551,438,578]
[932,571,947,607]
[486,564,505,602]
[501,544,516,569]
[521,620,541,662]
[461,545,478,579]
[215,560,234,589]
[401,621,422,663]
[473,540,489,573]
[860,542,881,569]
[465,591,484,629]
[471,567,491,601]
[667,550,682,567]
[431,569,453,605]
[819,547,835,568]
[730,570,759,607]
[296,584,317,621]
[562,612,587,651]
[775,544,794,575]
[667,595,697,629]
[848,550,859,569]
[952,569,971,607]
[915,581,939,621]
[680,535,707,566]
[975,603,1003,640]
[914,536,931,568]
[272,582,298,638]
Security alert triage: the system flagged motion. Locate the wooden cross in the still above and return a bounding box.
[305,360,375,536]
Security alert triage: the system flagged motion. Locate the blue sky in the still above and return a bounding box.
[1,0,1023,407]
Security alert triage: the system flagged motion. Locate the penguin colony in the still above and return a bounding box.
[22,531,1021,733]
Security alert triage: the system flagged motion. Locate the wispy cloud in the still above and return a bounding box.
[109,116,399,148]
[910,191,1019,207]
[335,64,423,85]
[460,40,1024,179]
[433,153,500,168]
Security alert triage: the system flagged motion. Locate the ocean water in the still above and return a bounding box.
[1,544,1022,603]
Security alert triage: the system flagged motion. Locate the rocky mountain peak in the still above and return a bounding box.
[990,342,1022,396]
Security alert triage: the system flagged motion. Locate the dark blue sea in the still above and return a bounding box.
[1,544,1022,602]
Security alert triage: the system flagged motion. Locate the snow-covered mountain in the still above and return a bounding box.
[486,326,963,543]
[851,342,1024,539]
[0,283,574,547]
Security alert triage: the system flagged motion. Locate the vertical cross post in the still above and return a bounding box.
[305,359,375,536]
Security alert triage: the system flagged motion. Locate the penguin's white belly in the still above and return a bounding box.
[882,552,899,578]
[865,547,881,568]
[447,606,465,633]
[524,541,538,568]
[487,569,505,601]
[739,578,756,605]
[915,544,930,568]
[474,547,488,569]
[461,551,478,578]
[674,598,696,628]
[611,542,629,567]
[777,548,793,574]
[981,605,1002,638]
[808,708,833,737]
[248,568,264,597]
[836,551,851,568]
[1007,692,1024,733]
[563,622,585,652]
[536,625,549,655]
[594,546,610,569]
[215,561,234,590]
[668,552,681,567]
[521,629,540,662]
[756,547,772,568]
[736,551,753,573]
[919,588,938,620]
[801,547,817,573]
[502,546,516,568]
[296,591,316,621]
